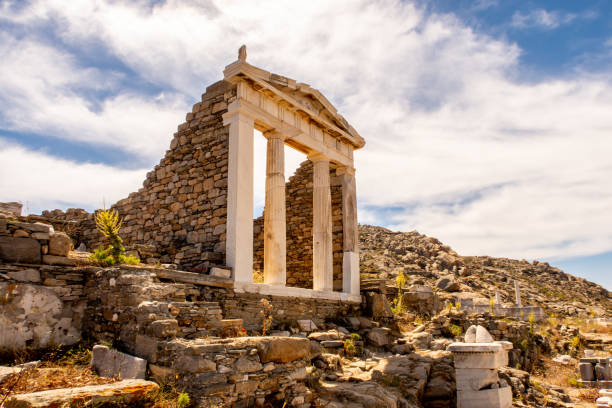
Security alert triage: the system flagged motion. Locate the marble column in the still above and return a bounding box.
[514,280,522,307]
[310,154,333,292]
[337,166,360,295]
[223,109,254,283]
[263,131,287,285]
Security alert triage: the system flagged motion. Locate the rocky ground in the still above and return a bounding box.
[359,225,611,318]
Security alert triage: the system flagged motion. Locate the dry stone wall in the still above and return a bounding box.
[253,161,344,289]
[34,81,237,270]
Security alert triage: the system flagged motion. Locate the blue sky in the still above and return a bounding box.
[0,0,610,289]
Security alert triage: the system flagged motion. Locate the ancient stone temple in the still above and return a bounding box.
[222,46,364,301]
[49,46,365,302]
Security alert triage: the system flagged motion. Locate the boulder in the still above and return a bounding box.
[90,345,147,379]
[308,331,341,341]
[297,319,318,332]
[256,337,310,363]
[411,332,432,350]
[0,237,41,264]
[367,328,390,347]
[48,232,72,256]
[366,293,393,319]
[436,277,460,292]
[4,379,158,408]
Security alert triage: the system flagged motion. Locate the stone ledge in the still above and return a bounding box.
[154,268,233,289]
[233,282,361,303]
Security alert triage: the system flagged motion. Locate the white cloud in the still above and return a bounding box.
[1,0,611,264]
[510,8,596,30]
[0,138,147,214]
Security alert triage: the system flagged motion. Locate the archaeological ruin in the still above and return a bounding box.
[39,45,364,301]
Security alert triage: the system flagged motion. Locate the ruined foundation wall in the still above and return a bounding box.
[38,81,237,269]
[253,161,343,289]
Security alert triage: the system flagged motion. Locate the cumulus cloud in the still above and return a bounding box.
[1,0,612,264]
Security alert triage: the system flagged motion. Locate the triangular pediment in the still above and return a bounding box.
[224,57,364,149]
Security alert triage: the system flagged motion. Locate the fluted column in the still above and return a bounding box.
[310,153,333,292]
[337,166,360,295]
[263,131,287,285]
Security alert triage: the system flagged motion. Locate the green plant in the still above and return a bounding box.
[391,272,407,315]
[177,392,191,408]
[454,300,461,310]
[449,324,462,338]
[260,298,273,336]
[89,209,139,266]
[446,302,453,313]
[489,297,495,315]
[567,375,580,387]
[528,312,536,336]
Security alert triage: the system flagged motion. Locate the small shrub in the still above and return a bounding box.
[449,324,462,338]
[454,300,461,310]
[177,392,191,408]
[260,299,273,336]
[489,297,495,315]
[445,302,453,313]
[528,312,536,336]
[89,209,140,266]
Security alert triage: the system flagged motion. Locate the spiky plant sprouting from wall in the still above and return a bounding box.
[90,209,138,266]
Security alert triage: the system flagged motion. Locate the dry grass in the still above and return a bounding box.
[0,365,117,395]
[532,357,597,404]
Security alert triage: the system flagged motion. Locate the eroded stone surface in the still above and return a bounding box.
[4,379,158,408]
[91,345,147,379]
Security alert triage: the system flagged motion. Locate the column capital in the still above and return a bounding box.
[222,101,257,126]
[336,166,355,177]
[308,152,330,163]
[263,130,288,141]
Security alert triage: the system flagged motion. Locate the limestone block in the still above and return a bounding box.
[366,292,393,319]
[411,332,432,350]
[455,368,499,391]
[6,269,41,283]
[234,356,262,373]
[580,362,595,381]
[0,237,41,264]
[4,379,158,408]
[297,319,318,332]
[149,364,175,382]
[42,255,76,266]
[367,328,390,347]
[48,232,72,256]
[457,385,512,408]
[148,319,179,338]
[176,355,216,373]
[91,345,147,379]
[320,340,344,348]
[209,267,231,279]
[256,336,310,363]
[0,283,81,349]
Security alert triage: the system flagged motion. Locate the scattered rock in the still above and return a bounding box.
[91,345,147,379]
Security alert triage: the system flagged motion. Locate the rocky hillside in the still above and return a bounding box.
[359,225,611,318]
